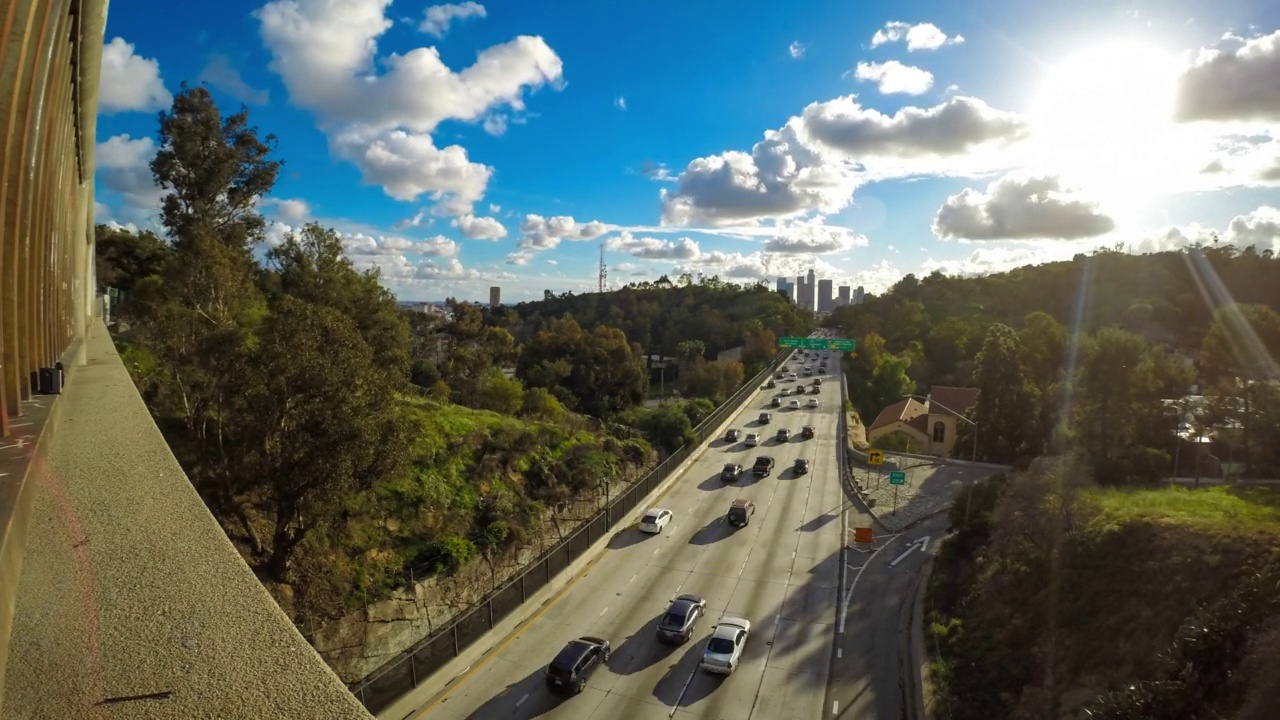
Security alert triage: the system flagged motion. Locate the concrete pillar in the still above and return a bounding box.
[0,0,40,424]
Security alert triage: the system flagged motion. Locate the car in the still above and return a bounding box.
[725,428,741,442]
[789,399,800,409]
[639,508,672,534]
[801,425,815,439]
[727,498,755,527]
[819,365,827,373]
[701,617,751,674]
[775,428,791,443]
[744,432,760,447]
[794,386,806,396]
[788,373,798,381]
[793,458,810,475]
[758,412,772,424]
[752,456,775,476]
[770,396,781,407]
[721,463,743,482]
[813,378,823,386]
[545,636,611,693]
[766,379,776,389]
[808,397,819,408]
[657,594,707,644]
[811,385,821,394]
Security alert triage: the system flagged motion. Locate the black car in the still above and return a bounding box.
[766,379,776,388]
[725,428,741,442]
[801,425,815,439]
[546,636,611,694]
[758,411,772,424]
[657,594,707,644]
[793,458,810,475]
[770,396,782,407]
[721,463,743,482]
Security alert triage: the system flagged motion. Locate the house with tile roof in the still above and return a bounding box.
[866,386,980,458]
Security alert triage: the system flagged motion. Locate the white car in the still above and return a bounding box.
[808,397,819,408]
[788,399,800,409]
[700,616,751,674]
[744,432,760,447]
[639,508,672,534]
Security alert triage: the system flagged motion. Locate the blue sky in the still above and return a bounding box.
[96,0,1280,302]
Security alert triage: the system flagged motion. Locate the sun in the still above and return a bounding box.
[1028,40,1186,225]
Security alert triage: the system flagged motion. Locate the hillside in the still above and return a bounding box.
[927,464,1280,720]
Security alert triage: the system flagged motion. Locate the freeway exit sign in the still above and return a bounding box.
[779,336,858,351]
[889,471,907,485]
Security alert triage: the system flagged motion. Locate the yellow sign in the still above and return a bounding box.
[867,449,884,466]
[853,527,874,544]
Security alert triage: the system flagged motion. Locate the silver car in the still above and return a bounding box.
[700,616,751,674]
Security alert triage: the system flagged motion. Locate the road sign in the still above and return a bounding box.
[829,338,856,351]
[889,470,906,485]
[853,527,874,544]
[867,449,884,466]
[779,336,837,349]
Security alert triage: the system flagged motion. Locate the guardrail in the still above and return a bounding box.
[347,349,792,713]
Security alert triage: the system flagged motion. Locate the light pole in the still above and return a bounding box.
[904,393,979,522]
[598,479,611,525]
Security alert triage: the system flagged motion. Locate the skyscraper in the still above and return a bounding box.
[837,285,851,306]
[796,273,815,311]
[776,277,796,301]
[854,286,865,305]
[818,279,834,312]
[489,286,501,308]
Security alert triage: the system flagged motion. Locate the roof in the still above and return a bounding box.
[731,498,753,508]
[551,639,595,668]
[868,398,930,433]
[927,386,980,418]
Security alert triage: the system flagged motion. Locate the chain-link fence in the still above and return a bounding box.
[348,350,790,714]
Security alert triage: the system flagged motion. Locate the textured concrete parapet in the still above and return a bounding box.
[1,321,371,719]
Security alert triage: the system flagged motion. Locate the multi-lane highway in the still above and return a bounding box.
[410,350,847,720]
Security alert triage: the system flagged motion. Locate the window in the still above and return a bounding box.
[933,421,946,443]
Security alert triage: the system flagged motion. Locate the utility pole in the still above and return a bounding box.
[598,243,608,294]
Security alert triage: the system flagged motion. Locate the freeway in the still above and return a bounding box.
[407,351,846,720]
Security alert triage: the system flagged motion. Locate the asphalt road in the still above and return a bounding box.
[827,510,950,719]
[412,353,846,720]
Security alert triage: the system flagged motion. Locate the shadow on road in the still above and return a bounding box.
[608,528,654,551]
[698,472,737,492]
[464,666,565,719]
[607,613,679,676]
[688,515,729,546]
[651,637,723,708]
[797,512,838,533]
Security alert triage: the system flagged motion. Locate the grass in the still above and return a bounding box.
[1089,484,1280,535]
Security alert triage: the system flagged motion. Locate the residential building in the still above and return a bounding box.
[489,286,501,308]
[866,386,980,458]
[818,279,834,312]
[837,285,851,306]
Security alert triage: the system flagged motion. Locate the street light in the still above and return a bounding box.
[905,393,979,523]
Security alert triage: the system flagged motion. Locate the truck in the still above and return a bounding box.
[752,456,775,477]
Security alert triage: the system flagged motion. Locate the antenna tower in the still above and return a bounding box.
[598,243,608,293]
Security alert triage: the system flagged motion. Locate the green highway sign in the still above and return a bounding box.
[889,470,907,485]
[779,336,858,351]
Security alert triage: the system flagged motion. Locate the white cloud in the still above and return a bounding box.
[343,231,457,257]
[482,114,508,135]
[870,22,964,51]
[198,54,269,105]
[98,37,172,113]
[452,213,507,240]
[932,172,1116,240]
[920,246,1056,277]
[789,41,806,59]
[256,0,563,213]
[489,203,502,213]
[605,232,701,259]
[419,2,487,37]
[1131,207,1280,254]
[517,214,607,249]
[95,135,164,224]
[640,160,675,181]
[763,221,868,253]
[394,209,432,229]
[1175,30,1280,122]
[269,198,312,224]
[853,61,934,95]
[506,249,534,265]
[615,96,627,110]
[661,95,1027,226]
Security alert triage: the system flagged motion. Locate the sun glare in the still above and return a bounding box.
[1030,40,1185,225]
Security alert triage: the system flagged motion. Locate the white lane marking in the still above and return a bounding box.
[837,647,842,659]
[515,693,529,708]
[838,535,901,634]
[628,574,637,585]
[832,700,839,714]
[669,666,700,717]
[599,606,609,617]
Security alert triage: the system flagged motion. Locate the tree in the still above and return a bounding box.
[972,323,1039,463]
[233,296,411,580]
[1200,303,1280,384]
[475,368,524,415]
[741,325,778,373]
[94,223,170,293]
[1019,312,1067,391]
[517,317,647,417]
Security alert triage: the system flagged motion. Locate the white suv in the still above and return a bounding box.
[745,432,760,447]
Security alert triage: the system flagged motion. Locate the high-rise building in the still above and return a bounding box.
[775,277,796,301]
[796,274,815,312]
[854,286,865,305]
[818,279,834,312]
[489,286,501,308]
[837,285,851,306]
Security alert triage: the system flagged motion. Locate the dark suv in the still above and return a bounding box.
[657,594,707,644]
[721,463,743,482]
[545,636,611,694]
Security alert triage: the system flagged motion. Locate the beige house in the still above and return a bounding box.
[866,386,980,458]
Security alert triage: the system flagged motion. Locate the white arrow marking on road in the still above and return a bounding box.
[889,536,932,567]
